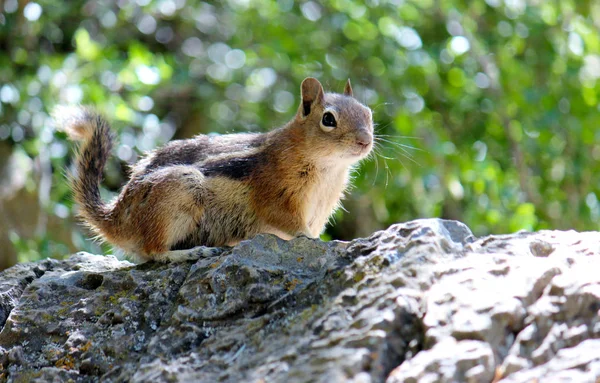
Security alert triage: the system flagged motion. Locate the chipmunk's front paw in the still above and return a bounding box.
[293,229,316,239]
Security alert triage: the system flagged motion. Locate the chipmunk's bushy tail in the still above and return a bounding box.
[54,106,114,234]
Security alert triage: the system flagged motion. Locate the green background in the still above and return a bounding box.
[0,0,599,269]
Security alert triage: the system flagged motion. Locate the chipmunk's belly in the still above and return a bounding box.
[201,177,260,245]
[201,176,295,244]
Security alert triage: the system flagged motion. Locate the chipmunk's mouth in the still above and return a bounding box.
[352,130,373,157]
[340,131,373,160]
[350,142,373,158]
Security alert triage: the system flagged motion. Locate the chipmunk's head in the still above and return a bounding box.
[295,77,373,165]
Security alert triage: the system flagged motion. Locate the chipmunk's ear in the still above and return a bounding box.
[343,79,353,97]
[300,77,324,117]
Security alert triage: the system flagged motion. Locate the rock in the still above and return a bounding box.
[6,346,23,366]
[386,338,495,383]
[0,219,599,382]
[0,259,60,328]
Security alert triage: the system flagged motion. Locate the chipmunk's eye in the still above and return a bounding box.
[321,112,337,128]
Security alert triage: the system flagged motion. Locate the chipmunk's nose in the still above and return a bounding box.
[356,130,372,148]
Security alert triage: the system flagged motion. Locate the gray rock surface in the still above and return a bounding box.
[0,219,599,382]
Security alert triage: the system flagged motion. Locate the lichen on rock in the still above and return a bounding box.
[0,219,599,382]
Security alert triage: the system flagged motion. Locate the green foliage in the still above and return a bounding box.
[1,0,599,263]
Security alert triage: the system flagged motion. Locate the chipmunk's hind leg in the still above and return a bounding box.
[115,165,209,261]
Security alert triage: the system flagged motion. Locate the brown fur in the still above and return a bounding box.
[55,78,373,261]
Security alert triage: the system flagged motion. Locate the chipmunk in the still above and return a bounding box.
[55,78,373,262]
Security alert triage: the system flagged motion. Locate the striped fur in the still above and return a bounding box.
[56,78,373,262]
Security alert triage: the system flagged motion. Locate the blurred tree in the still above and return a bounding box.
[0,0,599,268]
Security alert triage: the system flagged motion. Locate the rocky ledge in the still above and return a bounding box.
[0,219,599,382]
